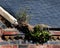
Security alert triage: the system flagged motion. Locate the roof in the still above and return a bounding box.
[4,28,19,32]
[0,6,18,25]
[0,20,7,29]
[0,0,60,27]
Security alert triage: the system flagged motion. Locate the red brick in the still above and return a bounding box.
[50,31,60,35]
[13,45,18,48]
[1,45,12,48]
[52,45,60,48]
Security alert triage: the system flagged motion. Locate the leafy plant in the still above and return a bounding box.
[25,25,51,44]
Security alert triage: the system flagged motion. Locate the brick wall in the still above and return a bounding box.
[0,45,18,48]
[21,44,60,48]
[0,44,60,48]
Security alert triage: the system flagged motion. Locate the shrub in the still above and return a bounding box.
[25,25,51,44]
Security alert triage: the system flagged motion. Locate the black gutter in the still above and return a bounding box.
[43,28,60,31]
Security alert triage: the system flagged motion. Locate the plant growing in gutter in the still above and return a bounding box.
[25,25,51,44]
[16,10,31,23]
[16,10,51,44]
